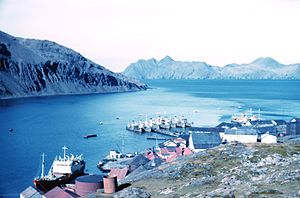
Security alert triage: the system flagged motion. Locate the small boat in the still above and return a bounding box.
[84,134,97,138]
[98,121,103,125]
[8,128,13,132]
[97,150,135,172]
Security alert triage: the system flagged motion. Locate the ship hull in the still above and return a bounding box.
[34,165,85,192]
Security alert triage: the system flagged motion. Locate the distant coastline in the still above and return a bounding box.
[123,56,300,80]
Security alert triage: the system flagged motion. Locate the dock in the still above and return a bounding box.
[146,136,170,140]
[151,129,177,137]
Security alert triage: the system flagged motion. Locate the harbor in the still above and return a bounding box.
[1,80,300,197]
[19,111,300,196]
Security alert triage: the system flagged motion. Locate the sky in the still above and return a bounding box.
[1,0,300,72]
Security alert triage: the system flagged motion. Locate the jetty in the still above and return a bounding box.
[146,136,170,140]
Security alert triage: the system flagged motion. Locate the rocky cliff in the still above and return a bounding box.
[0,31,146,99]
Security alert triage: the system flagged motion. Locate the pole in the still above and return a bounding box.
[41,153,45,178]
[62,146,68,160]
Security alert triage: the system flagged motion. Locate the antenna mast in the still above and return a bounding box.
[41,153,46,178]
[62,146,68,160]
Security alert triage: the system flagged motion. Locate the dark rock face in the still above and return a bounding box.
[0,31,146,99]
[0,43,11,57]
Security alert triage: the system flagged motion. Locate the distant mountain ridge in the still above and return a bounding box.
[123,56,300,80]
[0,31,146,99]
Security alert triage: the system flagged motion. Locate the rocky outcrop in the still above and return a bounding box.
[113,188,151,198]
[0,31,146,99]
[123,56,300,80]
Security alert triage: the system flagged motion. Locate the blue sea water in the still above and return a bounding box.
[0,80,300,196]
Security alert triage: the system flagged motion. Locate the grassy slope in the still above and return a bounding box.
[125,143,300,197]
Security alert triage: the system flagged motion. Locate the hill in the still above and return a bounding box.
[94,142,300,197]
[0,31,146,99]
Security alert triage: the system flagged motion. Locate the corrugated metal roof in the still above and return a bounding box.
[225,127,257,135]
[20,186,41,198]
[175,147,183,155]
[250,120,274,125]
[216,122,241,129]
[166,153,178,162]
[273,120,286,125]
[160,147,168,155]
[191,132,222,144]
[191,132,222,149]
[109,167,129,180]
[128,154,150,166]
[258,126,276,134]
[44,187,76,198]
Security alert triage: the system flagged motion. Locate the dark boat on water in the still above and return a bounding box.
[84,134,97,138]
[33,146,85,192]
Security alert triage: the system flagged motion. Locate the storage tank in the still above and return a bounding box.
[103,176,118,194]
[75,174,103,196]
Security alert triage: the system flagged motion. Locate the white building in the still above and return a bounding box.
[222,127,258,143]
[261,133,277,143]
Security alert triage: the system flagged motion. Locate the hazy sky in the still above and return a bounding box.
[1,0,300,72]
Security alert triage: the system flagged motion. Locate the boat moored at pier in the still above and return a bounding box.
[33,146,85,192]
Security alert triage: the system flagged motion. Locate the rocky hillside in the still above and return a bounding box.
[123,56,300,80]
[92,142,300,197]
[0,31,146,99]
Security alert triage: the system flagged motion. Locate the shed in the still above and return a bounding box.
[287,118,300,135]
[127,154,150,171]
[188,132,222,152]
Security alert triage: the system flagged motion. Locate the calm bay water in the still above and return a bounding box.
[0,80,300,196]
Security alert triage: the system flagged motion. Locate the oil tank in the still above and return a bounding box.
[75,174,103,196]
[103,176,118,194]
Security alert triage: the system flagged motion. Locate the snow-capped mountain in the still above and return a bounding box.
[123,56,300,80]
[0,31,146,99]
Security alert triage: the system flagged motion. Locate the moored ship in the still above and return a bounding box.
[33,146,85,192]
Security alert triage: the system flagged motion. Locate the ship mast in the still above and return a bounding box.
[41,153,46,178]
[62,146,68,161]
